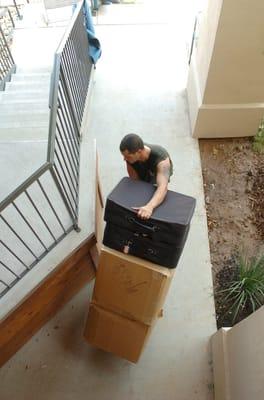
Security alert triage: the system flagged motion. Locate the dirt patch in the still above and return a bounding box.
[199,138,264,327]
[250,164,264,239]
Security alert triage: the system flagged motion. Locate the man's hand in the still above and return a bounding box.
[132,205,154,220]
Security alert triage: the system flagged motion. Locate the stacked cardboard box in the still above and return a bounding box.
[84,246,174,362]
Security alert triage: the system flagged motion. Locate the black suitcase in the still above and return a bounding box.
[103,178,196,268]
[103,222,190,268]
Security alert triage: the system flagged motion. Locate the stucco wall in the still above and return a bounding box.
[187,0,264,138]
[204,0,264,104]
[212,306,264,400]
[194,0,223,100]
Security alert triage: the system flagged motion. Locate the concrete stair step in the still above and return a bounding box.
[0,119,49,128]
[44,0,73,9]
[0,126,49,140]
[0,101,49,111]
[15,66,52,74]
[11,73,51,82]
[5,81,50,92]
[0,108,49,117]
[0,120,49,130]
[0,112,49,123]
[0,92,49,101]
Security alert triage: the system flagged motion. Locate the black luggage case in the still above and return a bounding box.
[103,177,196,268]
[103,222,190,268]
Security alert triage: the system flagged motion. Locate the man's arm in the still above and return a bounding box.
[133,158,171,219]
[126,162,139,180]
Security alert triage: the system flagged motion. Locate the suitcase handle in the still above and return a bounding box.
[127,216,158,232]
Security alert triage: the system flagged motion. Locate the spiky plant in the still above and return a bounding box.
[253,118,264,153]
[218,254,264,324]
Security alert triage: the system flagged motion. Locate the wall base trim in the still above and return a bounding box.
[192,104,264,138]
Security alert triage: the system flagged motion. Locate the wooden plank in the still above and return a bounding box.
[95,142,104,251]
[90,243,99,269]
[0,234,96,367]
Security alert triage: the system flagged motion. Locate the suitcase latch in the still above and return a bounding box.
[146,248,157,256]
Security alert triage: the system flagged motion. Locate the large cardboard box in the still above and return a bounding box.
[92,246,175,325]
[84,303,152,363]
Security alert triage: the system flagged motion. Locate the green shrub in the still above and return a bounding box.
[253,119,264,153]
[218,253,264,324]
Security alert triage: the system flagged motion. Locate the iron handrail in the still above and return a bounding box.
[0,0,89,218]
[0,0,92,298]
[47,1,87,164]
[47,0,92,222]
[0,23,15,86]
[56,1,82,54]
[0,7,15,26]
[0,163,51,213]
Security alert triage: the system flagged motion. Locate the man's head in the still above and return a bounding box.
[120,133,144,164]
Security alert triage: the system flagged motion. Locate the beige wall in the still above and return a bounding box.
[212,306,264,400]
[204,0,264,104]
[187,0,264,138]
[194,0,223,100]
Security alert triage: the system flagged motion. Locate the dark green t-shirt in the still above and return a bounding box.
[129,143,173,183]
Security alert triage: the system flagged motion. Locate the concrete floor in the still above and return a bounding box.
[0,1,217,399]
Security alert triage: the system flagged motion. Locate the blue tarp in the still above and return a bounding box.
[72,0,102,64]
[83,0,102,64]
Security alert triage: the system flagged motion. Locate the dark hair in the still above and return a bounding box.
[119,134,144,153]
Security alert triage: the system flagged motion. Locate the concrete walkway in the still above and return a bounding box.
[0,2,217,399]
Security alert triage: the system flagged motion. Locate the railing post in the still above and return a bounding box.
[13,0,22,19]
[47,54,61,164]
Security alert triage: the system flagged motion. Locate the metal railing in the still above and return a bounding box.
[0,0,93,298]
[0,9,15,90]
[48,3,92,223]
[0,7,15,32]
[11,0,25,20]
[0,0,27,89]
[0,164,74,298]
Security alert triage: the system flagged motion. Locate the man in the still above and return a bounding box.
[120,133,173,220]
